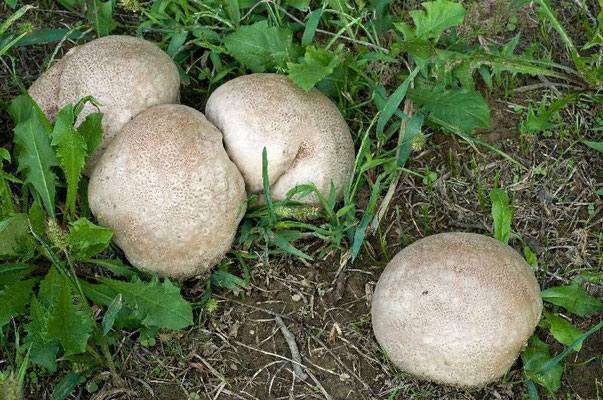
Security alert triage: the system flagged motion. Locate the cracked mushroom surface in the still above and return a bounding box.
[371,232,543,388]
[29,35,180,173]
[88,104,246,279]
[205,73,355,204]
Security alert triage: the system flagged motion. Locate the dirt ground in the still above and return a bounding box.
[1,0,602,399]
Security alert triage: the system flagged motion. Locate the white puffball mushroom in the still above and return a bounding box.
[88,104,247,279]
[29,35,180,173]
[371,232,543,388]
[205,73,355,204]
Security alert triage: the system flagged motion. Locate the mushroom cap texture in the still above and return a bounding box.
[29,35,180,173]
[205,73,355,204]
[371,232,543,388]
[88,104,247,279]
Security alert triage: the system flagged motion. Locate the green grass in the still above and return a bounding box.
[0,0,602,399]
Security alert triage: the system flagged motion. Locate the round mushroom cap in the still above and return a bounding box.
[205,73,355,204]
[88,104,246,279]
[29,35,180,173]
[371,232,543,388]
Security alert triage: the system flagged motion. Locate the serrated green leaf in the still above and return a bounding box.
[0,213,35,257]
[490,189,513,244]
[541,283,603,316]
[287,46,340,91]
[9,96,58,216]
[521,336,562,394]
[87,0,116,37]
[68,218,113,260]
[80,281,139,330]
[24,296,59,371]
[38,267,62,307]
[99,277,193,330]
[266,229,313,260]
[76,112,104,156]
[0,263,37,288]
[543,312,583,351]
[224,21,293,72]
[46,272,94,356]
[0,278,37,327]
[397,0,466,40]
[408,87,491,132]
[51,104,88,217]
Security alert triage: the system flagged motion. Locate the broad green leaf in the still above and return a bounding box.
[543,312,583,351]
[38,267,62,307]
[0,263,37,288]
[51,371,87,400]
[0,278,37,327]
[376,67,420,138]
[0,213,35,257]
[396,0,466,40]
[99,277,193,330]
[408,87,491,132]
[46,272,94,356]
[76,112,104,156]
[541,283,603,316]
[287,46,340,91]
[0,148,17,218]
[87,0,116,37]
[51,104,88,217]
[301,8,322,46]
[490,189,513,244]
[10,96,58,216]
[224,21,293,72]
[68,218,113,260]
[3,0,18,9]
[102,294,123,335]
[28,201,46,238]
[581,140,603,154]
[521,336,562,394]
[80,281,139,330]
[24,297,59,371]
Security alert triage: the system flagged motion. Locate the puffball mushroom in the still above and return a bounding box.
[371,232,542,388]
[29,35,180,172]
[88,104,246,279]
[205,73,355,204]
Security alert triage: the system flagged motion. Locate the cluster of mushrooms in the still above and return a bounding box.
[30,35,543,389]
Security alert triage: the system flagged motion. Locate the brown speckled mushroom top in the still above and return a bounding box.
[371,232,543,388]
[88,104,246,279]
[29,35,180,173]
[205,73,355,204]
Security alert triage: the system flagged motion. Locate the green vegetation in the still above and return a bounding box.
[1,0,602,398]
